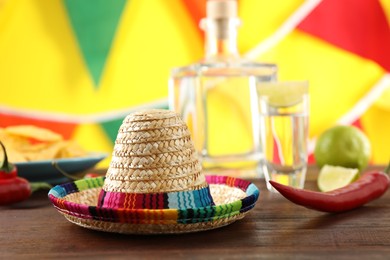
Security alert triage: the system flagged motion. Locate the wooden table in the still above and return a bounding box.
[1,165,389,259]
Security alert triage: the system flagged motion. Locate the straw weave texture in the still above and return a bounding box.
[103,109,207,193]
[49,175,260,234]
[59,182,247,234]
[63,213,246,234]
[115,126,190,144]
[48,110,260,234]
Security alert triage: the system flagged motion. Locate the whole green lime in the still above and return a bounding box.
[314,125,371,171]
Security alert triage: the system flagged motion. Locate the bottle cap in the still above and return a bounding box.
[206,0,237,19]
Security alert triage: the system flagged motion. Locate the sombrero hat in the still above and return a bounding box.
[49,110,259,234]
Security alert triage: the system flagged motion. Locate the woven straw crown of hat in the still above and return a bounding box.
[98,109,214,210]
[48,108,259,234]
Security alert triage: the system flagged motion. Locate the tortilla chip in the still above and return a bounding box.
[0,125,88,163]
[0,145,27,162]
[4,125,63,142]
[58,140,86,158]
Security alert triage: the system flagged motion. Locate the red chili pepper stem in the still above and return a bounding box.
[51,161,80,180]
[0,141,33,205]
[30,182,52,193]
[0,141,13,173]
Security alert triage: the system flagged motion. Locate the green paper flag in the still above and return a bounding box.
[64,0,127,88]
[101,119,123,145]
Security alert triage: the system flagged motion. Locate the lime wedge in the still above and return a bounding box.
[258,81,308,107]
[317,165,359,192]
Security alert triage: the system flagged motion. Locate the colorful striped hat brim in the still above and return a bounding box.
[48,175,260,234]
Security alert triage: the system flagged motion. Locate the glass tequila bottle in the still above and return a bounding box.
[169,0,277,177]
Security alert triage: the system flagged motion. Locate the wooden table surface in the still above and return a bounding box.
[1,165,389,259]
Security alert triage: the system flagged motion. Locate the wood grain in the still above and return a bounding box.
[1,165,389,259]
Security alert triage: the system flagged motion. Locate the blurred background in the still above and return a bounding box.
[0,0,389,168]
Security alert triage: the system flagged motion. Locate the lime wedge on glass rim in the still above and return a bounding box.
[317,165,359,192]
[258,81,308,107]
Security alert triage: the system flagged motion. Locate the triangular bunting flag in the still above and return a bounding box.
[64,0,127,88]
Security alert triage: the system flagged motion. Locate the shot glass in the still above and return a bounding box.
[256,81,309,192]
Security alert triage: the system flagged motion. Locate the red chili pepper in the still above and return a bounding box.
[269,165,390,213]
[84,172,103,178]
[0,141,32,205]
